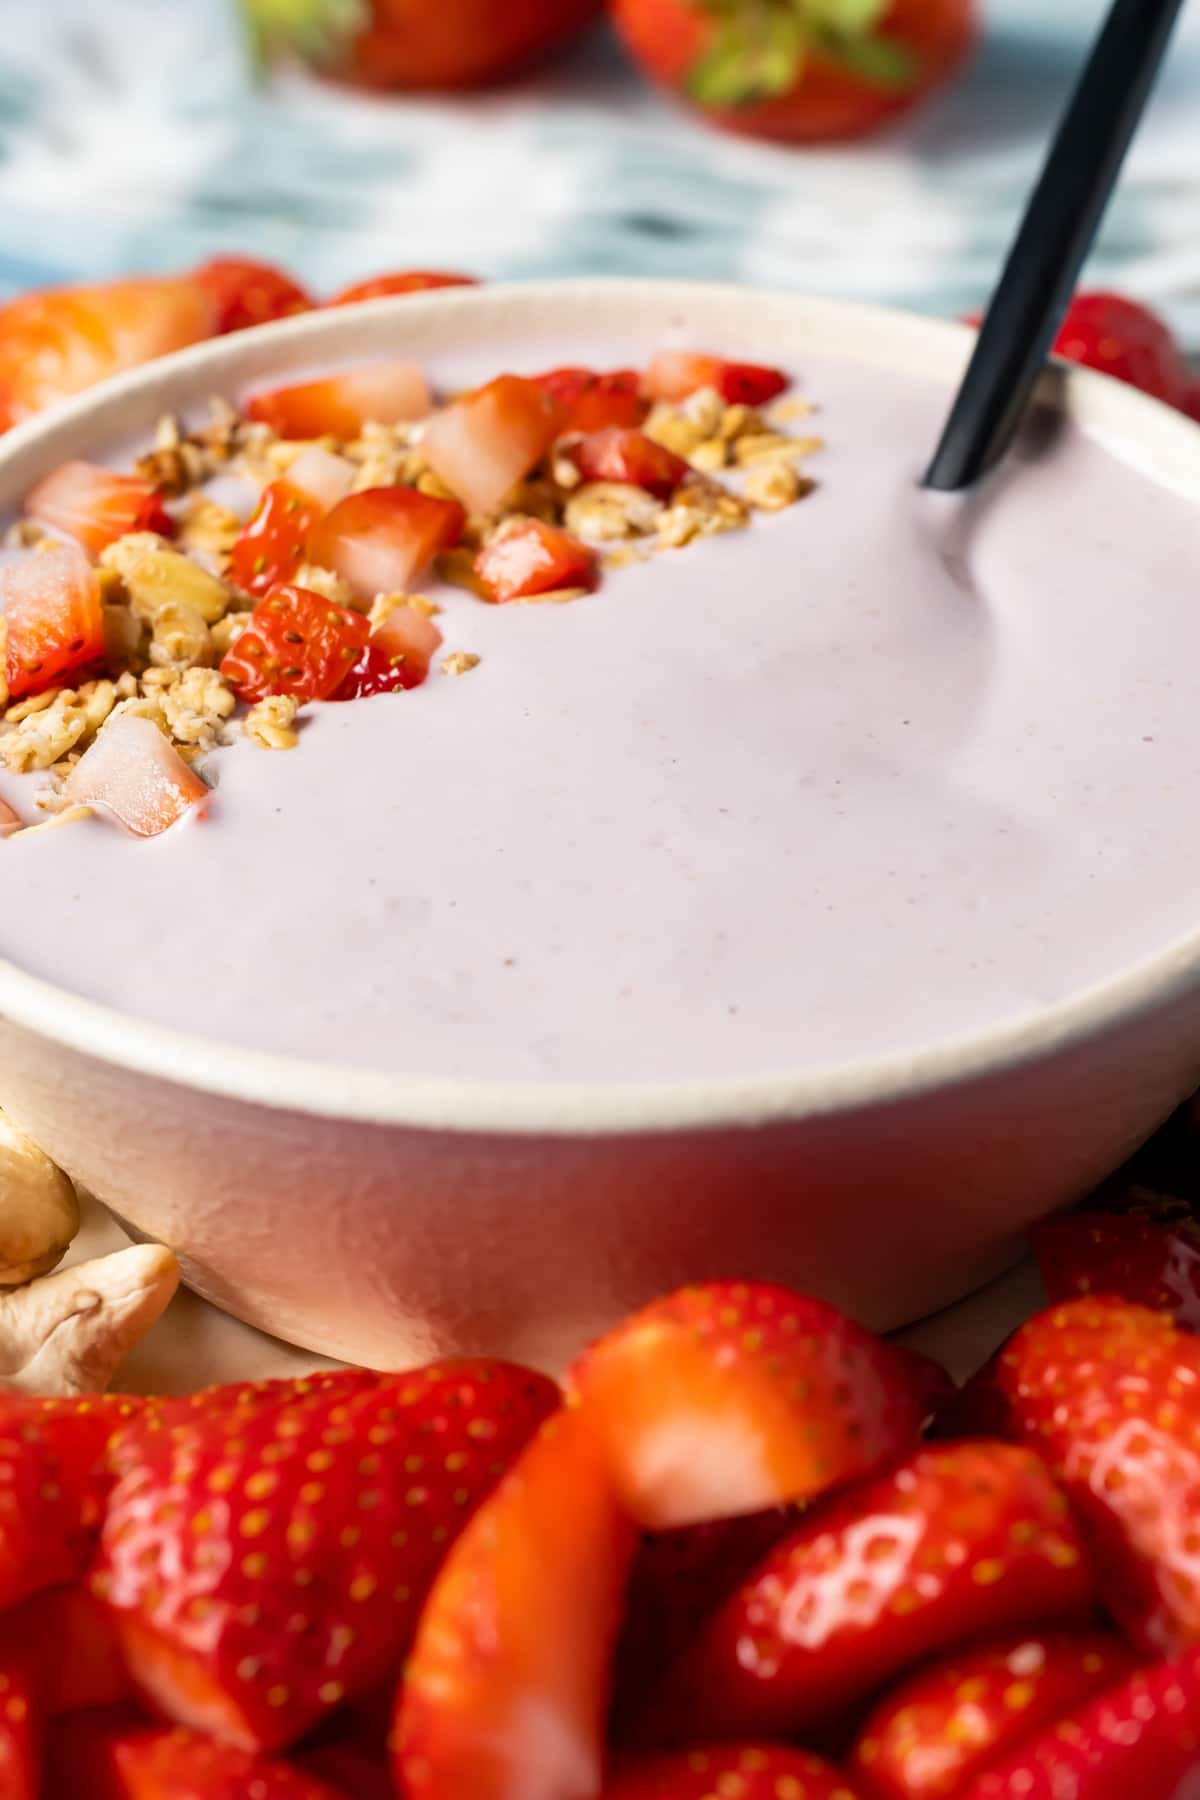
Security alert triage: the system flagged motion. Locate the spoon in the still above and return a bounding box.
[924,0,1188,493]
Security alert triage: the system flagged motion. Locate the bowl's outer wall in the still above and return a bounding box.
[4,282,1200,1368]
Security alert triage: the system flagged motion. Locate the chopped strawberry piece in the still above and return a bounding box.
[307,486,464,604]
[0,277,217,431]
[424,374,566,515]
[643,351,789,407]
[1031,1204,1200,1330]
[474,517,595,604]
[606,1745,870,1798]
[333,603,444,697]
[192,256,314,334]
[283,445,358,513]
[850,1629,1138,1800]
[963,1646,1200,1799]
[964,1296,1200,1657]
[25,460,175,558]
[0,1666,38,1800]
[47,1715,351,1799]
[330,271,479,305]
[566,1282,942,1529]
[94,1361,558,1754]
[394,1410,638,1800]
[219,584,369,704]
[244,361,431,440]
[572,427,690,498]
[230,484,324,597]
[64,712,209,837]
[0,796,20,837]
[533,367,648,433]
[0,1581,132,1716]
[1,543,106,700]
[642,1442,1093,1745]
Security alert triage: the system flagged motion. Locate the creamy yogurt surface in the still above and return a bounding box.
[4,344,1200,1083]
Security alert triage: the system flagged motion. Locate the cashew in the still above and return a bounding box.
[0,1110,80,1285]
[0,1244,179,1396]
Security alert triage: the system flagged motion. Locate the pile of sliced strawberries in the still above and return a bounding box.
[5,1153,1200,1799]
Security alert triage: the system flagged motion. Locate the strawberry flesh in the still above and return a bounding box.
[1031,1204,1200,1330]
[330,271,479,305]
[572,428,690,498]
[474,517,595,603]
[0,1666,37,1800]
[1,542,106,700]
[605,1744,871,1798]
[25,460,175,558]
[533,367,648,433]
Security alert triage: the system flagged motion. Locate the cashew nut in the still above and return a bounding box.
[0,1243,180,1396]
[0,1109,80,1286]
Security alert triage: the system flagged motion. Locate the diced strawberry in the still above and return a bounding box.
[0,277,217,431]
[533,367,648,433]
[283,445,358,513]
[643,351,789,407]
[642,1442,1093,1745]
[0,796,20,837]
[47,1715,351,1800]
[572,428,690,498]
[962,1646,1200,1799]
[219,584,369,705]
[850,1630,1138,1800]
[0,1666,38,1800]
[964,1296,1200,1656]
[474,517,596,604]
[394,1410,638,1800]
[1,542,106,700]
[192,256,314,334]
[424,374,566,515]
[306,486,464,604]
[566,1282,943,1529]
[333,603,443,698]
[1031,1202,1200,1330]
[25,460,175,558]
[64,712,209,837]
[94,1361,558,1754]
[605,1745,871,1798]
[0,1581,132,1716]
[244,361,431,440]
[330,271,479,305]
[229,449,356,599]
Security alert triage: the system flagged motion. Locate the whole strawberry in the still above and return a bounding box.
[1032,1198,1200,1330]
[1053,293,1195,411]
[94,1360,558,1753]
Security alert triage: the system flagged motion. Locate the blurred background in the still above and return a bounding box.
[0,0,1197,342]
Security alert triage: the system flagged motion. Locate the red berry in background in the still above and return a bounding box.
[610,0,976,144]
[192,256,314,334]
[1052,292,1195,410]
[242,0,602,91]
[1032,1198,1200,1331]
[330,271,479,304]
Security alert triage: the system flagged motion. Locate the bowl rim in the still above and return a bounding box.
[3,275,1200,1137]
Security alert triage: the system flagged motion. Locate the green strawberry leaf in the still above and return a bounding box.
[688,8,808,105]
[817,29,921,88]
[686,0,918,104]
[239,0,368,69]
[803,0,891,34]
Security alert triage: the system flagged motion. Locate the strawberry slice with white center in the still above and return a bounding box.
[306,486,465,603]
[0,797,20,838]
[1,542,106,700]
[424,374,566,515]
[643,352,789,407]
[94,1360,559,1754]
[24,460,175,558]
[393,1410,639,1800]
[64,711,209,837]
[474,518,596,604]
[566,1282,943,1529]
[244,361,432,440]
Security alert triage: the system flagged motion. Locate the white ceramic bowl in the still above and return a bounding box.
[3,280,1200,1374]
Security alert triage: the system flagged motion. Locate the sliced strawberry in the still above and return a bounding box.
[1,542,106,700]
[47,1716,351,1799]
[94,1360,558,1754]
[306,486,464,603]
[643,351,789,407]
[192,256,314,334]
[394,1410,638,1800]
[474,517,596,604]
[0,1581,132,1716]
[1031,1204,1200,1330]
[533,367,648,433]
[0,1666,38,1800]
[230,485,323,596]
[332,603,443,698]
[966,1296,1200,1656]
[0,277,217,431]
[566,1282,942,1529]
[219,584,369,704]
[643,1442,1093,1745]
[851,1630,1138,1800]
[244,361,431,440]
[424,374,566,515]
[64,711,209,837]
[1052,293,1194,411]
[330,271,479,305]
[572,428,690,498]
[605,1744,870,1798]
[962,1646,1200,1799]
[25,460,175,558]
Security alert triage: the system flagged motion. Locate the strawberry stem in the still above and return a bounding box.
[238,0,368,69]
[687,0,920,105]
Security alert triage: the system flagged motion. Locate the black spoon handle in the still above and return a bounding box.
[924,0,1188,494]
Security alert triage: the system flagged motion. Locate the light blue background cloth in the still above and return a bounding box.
[0,0,1197,341]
